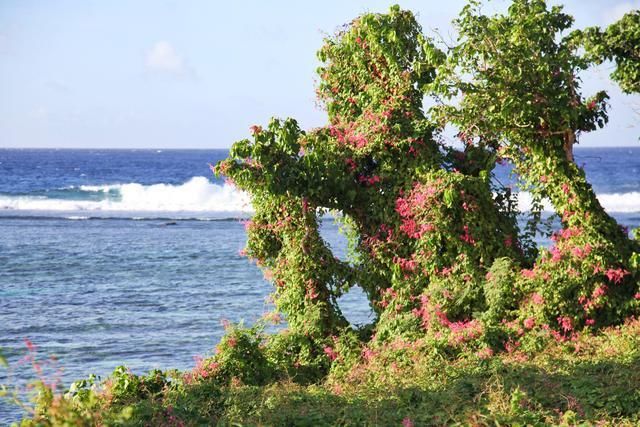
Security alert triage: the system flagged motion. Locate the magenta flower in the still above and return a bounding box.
[523,317,535,329]
[591,284,607,299]
[531,292,544,305]
[557,316,573,332]
[324,346,338,361]
[605,268,629,284]
[402,417,414,427]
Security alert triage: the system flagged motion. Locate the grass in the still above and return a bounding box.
[5,318,640,426]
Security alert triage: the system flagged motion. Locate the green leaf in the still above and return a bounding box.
[443,188,455,208]
[0,348,7,368]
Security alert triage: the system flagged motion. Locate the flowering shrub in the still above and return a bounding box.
[215,1,639,369]
[7,2,640,425]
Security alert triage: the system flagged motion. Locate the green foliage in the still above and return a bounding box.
[483,257,522,323]
[11,319,640,426]
[581,11,640,94]
[7,1,640,425]
[215,1,639,355]
[211,0,640,387]
[431,0,640,333]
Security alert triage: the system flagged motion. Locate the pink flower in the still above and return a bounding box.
[460,225,476,245]
[435,306,451,326]
[560,226,581,240]
[585,318,595,326]
[571,247,585,259]
[440,267,453,277]
[521,269,536,279]
[400,218,418,238]
[24,338,36,352]
[395,198,411,217]
[361,347,375,361]
[249,125,262,135]
[306,286,319,300]
[402,417,414,427]
[504,235,513,247]
[523,317,535,329]
[591,285,607,299]
[344,157,357,172]
[605,268,629,284]
[324,346,338,361]
[476,347,494,360]
[557,316,573,332]
[531,293,544,305]
[393,256,416,273]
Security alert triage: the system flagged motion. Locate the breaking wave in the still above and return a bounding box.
[0,177,638,219]
[517,191,640,213]
[0,177,252,218]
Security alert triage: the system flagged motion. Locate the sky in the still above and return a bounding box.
[0,0,638,149]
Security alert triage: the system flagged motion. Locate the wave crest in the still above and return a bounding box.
[0,177,252,216]
[517,191,640,213]
[0,178,638,219]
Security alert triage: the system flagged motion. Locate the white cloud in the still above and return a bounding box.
[603,1,639,25]
[145,41,186,74]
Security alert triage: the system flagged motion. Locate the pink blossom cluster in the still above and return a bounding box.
[324,346,339,361]
[448,319,483,345]
[393,255,417,273]
[358,174,381,186]
[184,356,220,384]
[605,268,629,284]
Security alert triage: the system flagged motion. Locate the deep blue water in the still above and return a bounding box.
[0,147,639,422]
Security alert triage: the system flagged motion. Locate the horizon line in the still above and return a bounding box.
[1,145,638,150]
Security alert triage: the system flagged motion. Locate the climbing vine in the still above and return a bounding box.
[212,1,640,382]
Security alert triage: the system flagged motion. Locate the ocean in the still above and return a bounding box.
[1,147,639,422]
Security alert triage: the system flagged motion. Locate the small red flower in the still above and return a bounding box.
[402,417,414,427]
[605,268,629,284]
[523,317,535,329]
[324,346,338,361]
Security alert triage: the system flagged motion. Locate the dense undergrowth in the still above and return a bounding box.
[3,1,640,425]
[5,318,640,425]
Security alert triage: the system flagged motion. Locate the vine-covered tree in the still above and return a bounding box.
[213,0,640,380]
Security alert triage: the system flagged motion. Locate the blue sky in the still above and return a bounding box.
[0,0,638,148]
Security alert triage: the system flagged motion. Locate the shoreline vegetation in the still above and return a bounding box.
[4,319,640,425]
[4,1,640,425]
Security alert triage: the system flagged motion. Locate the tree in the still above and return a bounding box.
[215,1,640,366]
[431,0,639,331]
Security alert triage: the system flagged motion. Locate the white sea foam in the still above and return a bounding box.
[0,177,253,215]
[516,191,640,214]
[0,178,638,217]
